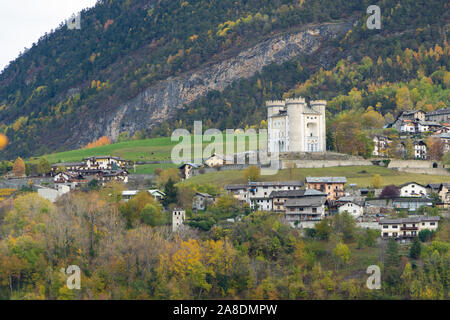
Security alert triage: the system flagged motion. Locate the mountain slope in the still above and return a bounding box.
[0,0,448,159]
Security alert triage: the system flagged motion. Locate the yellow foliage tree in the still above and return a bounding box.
[12,157,26,177]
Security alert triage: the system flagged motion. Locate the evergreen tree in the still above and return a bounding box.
[409,237,421,259]
[163,178,178,207]
[384,239,401,292]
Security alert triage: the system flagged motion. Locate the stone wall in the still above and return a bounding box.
[0,177,53,189]
[282,159,373,169]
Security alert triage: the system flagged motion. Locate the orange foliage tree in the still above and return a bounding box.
[84,136,111,149]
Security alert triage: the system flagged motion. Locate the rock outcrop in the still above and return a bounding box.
[77,21,353,146]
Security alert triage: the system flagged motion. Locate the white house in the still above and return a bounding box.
[122,189,165,202]
[379,216,440,240]
[400,121,416,133]
[399,182,428,197]
[337,197,364,218]
[414,141,427,159]
[372,136,392,157]
[38,185,70,203]
[172,208,186,232]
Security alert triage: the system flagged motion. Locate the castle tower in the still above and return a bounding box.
[309,100,327,152]
[266,100,286,153]
[172,208,186,232]
[286,97,306,152]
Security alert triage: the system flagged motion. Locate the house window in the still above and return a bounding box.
[392,225,398,229]
[383,233,388,237]
[383,225,388,229]
[430,222,435,226]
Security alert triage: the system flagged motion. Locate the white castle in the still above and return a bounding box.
[267,98,326,153]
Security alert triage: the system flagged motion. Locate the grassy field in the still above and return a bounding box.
[182,166,449,188]
[32,134,262,163]
[29,133,262,174]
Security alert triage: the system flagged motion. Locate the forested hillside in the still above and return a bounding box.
[0,0,448,159]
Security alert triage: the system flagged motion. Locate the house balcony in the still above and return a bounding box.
[400,226,418,231]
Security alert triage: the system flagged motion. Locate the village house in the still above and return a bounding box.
[271,189,325,213]
[53,172,85,189]
[413,141,428,159]
[305,177,346,201]
[192,192,215,210]
[95,170,129,186]
[336,197,364,218]
[400,120,416,133]
[425,108,450,123]
[225,184,249,203]
[392,197,433,212]
[379,216,440,241]
[179,163,198,180]
[438,183,450,206]
[172,208,186,232]
[247,181,304,211]
[204,153,234,168]
[225,181,304,211]
[51,162,85,174]
[372,136,392,157]
[426,183,441,194]
[438,133,450,153]
[121,189,165,202]
[83,156,129,170]
[399,182,428,197]
[37,184,71,203]
[284,196,328,225]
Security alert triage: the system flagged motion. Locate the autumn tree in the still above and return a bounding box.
[362,107,384,129]
[395,87,412,112]
[84,136,111,149]
[426,136,445,160]
[370,174,382,189]
[12,157,26,177]
[333,242,350,270]
[37,158,51,176]
[243,165,260,181]
[158,168,181,186]
[403,137,414,160]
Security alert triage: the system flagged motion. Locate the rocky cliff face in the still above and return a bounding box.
[76,21,353,146]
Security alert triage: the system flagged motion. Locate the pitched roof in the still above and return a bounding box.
[426,108,450,116]
[225,184,248,190]
[379,216,440,224]
[284,196,326,208]
[398,182,426,188]
[306,177,347,183]
[179,163,199,169]
[196,192,214,198]
[269,189,324,198]
[392,197,432,203]
[249,181,304,187]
